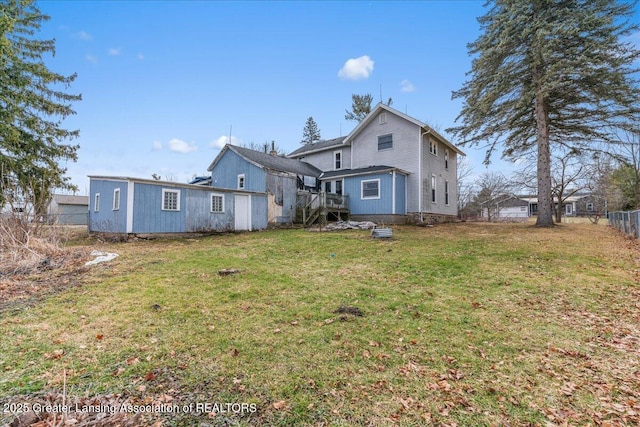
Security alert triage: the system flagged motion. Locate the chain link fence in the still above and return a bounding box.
[608,211,640,239]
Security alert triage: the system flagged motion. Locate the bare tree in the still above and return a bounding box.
[456,157,474,219]
[472,172,512,221]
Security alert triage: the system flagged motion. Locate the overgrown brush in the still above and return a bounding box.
[0,216,73,275]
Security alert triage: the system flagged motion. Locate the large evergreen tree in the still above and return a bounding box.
[0,0,81,213]
[301,116,321,145]
[448,0,639,226]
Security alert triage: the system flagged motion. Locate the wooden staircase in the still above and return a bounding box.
[296,192,349,227]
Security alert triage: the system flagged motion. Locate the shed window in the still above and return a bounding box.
[162,189,180,211]
[378,134,393,151]
[361,179,380,199]
[237,174,245,190]
[211,194,224,213]
[113,188,120,210]
[94,193,100,212]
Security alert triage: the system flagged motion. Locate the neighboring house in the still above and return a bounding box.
[520,193,604,218]
[88,176,268,234]
[481,195,529,221]
[208,144,322,224]
[47,194,89,225]
[289,103,465,224]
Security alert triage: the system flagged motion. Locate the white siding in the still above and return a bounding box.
[422,137,458,216]
[350,112,421,211]
[301,146,351,171]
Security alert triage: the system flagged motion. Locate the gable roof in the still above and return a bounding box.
[208,144,322,177]
[51,194,89,206]
[287,136,347,158]
[344,103,465,156]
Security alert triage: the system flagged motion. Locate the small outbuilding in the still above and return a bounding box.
[88,176,268,234]
[47,194,89,225]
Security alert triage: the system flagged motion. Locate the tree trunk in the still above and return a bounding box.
[534,93,554,226]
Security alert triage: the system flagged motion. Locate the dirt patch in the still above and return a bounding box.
[0,247,91,313]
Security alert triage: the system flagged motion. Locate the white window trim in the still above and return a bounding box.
[334,150,342,170]
[237,174,245,190]
[210,193,225,213]
[94,193,100,212]
[431,175,437,203]
[162,188,180,211]
[113,188,120,211]
[445,180,450,206]
[361,178,381,200]
[430,139,438,156]
[379,112,387,124]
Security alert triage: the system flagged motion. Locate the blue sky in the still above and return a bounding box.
[35,0,629,193]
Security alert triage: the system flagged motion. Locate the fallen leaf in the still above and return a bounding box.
[272,400,286,410]
[144,371,156,381]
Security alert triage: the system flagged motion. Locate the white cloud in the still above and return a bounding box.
[400,79,415,93]
[74,30,92,41]
[168,138,198,153]
[151,141,163,151]
[108,47,121,56]
[210,135,240,149]
[85,54,98,64]
[338,55,374,80]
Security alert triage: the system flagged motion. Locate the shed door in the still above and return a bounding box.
[234,194,251,231]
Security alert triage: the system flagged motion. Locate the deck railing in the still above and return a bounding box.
[296,192,349,226]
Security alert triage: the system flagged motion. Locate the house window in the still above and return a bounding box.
[324,182,332,193]
[431,175,437,203]
[334,150,342,170]
[378,134,393,151]
[361,179,380,200]
[379,113,387,124]
[429,139,438,156]
[445,149,449,169]
[586,202,594,211]
[445,180,450,205]
[237,174,245,190]
[335,180,343,196]
[162,189,180,211]
[211,194,224,213]
[94,193,100,212]
[113,188,120,210]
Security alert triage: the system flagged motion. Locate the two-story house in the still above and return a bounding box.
[288,103,465,224]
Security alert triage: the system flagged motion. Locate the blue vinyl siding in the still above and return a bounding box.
[210,149,266,192]
[132,183,186,233]
[342,172,407,216]
[395,173,406,215]
[251,194,268,230]
[89,177,268,234]
[185,190,234,232]
[344,173,394,215]
[89,179,128,233]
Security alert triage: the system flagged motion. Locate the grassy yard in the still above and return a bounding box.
[1,222,639,426]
